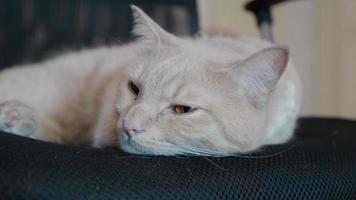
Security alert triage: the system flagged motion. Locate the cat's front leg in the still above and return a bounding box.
[0,101,38,137]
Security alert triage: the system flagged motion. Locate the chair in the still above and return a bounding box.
[0,1,355,199]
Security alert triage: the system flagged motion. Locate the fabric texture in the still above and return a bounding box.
[0,117,355,199]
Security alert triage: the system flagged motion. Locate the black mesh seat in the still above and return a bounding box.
[0,118,355,199]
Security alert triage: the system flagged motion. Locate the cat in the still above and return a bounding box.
[0,5,301,156]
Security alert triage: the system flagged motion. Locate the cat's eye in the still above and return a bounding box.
[171,105,195,114]
[128,81,139,96]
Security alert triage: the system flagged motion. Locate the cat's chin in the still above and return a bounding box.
[117,134,232,156]
[118,141,148,155]
[117,131,179,156]
[118,140,176,156]
[116,128,247,156]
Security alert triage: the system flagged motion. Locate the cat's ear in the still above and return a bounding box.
[231,47,288,107]
[130,5,178,46]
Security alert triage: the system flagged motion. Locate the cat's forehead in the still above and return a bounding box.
[127,48,212,100]
[130,48,206,79]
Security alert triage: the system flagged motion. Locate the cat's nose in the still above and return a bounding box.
[123,121,145,137]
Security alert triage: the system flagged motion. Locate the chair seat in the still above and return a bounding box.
[0,117,355,199]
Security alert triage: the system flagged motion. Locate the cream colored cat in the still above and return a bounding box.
[0,6,301,156]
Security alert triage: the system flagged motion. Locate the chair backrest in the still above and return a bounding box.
[0,0,198,69]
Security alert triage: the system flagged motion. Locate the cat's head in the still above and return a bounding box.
[115,5,288,156]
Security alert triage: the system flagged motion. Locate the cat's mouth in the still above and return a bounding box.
[117,127,153,155]
[117,129,224,156]
[118,137,163,155]
[117,128,182,155]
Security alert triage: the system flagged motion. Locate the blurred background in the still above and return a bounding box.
[0,0,355,119]
[199,0,356,120]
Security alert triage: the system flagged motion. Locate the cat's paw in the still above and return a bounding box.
[0,101,38,137]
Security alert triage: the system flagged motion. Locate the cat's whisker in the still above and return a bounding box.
[114,154,152,160]
[202,156,226,170]
[229,144,296,159]
[167,153,184,159]
[177,145,227,157]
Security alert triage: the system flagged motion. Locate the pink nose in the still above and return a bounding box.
[123,121,145,136]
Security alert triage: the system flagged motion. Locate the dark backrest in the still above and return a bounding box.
[0,0,198,69]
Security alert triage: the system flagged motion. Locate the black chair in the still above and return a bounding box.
[0,0,198,69]
[0,1,355,199]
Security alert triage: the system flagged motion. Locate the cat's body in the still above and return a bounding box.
[0,46,127,144]
[0,6,301,156]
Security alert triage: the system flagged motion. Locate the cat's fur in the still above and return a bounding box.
[0,6,301,156]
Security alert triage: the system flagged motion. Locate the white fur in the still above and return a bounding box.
[0,6,301,156]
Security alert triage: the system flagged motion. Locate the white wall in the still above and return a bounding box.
[198,0,356,119]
